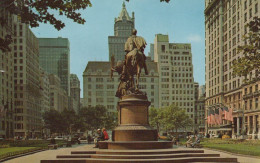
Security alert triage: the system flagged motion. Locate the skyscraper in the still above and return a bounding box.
[70,74,80,113]
[154,34,195,123]
[0,10,14,139]
[13,18,42,138]
[205,0,259,138]
[38,37,70,95]
[108,2,135,62]
[49,74,68,112]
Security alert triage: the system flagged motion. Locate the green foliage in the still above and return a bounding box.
[201,138,260,156]
[0,147,38,159]
[232,17,260,82]
[2,0,92,30]
[149,105,193,132]
[43,106,117,135]
[0,34,12,52]
[43,109,65,134]
[78,105,117,131]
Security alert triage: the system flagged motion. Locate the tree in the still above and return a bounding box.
[43,109,64,134]
[232,17,260,82]
[78,105,117,132]
[103,112,118,130]
[149,105,193,133]
[61,109,77,134]
[149,107,164,132]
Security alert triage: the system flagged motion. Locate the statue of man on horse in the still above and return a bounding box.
[111,29,149,98]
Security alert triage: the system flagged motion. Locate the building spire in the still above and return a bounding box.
[115,1,131,22]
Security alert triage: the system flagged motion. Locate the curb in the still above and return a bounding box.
[0,149,47,162]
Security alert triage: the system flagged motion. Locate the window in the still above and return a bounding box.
[255,98,258,109]
[96,78,103,82]
[107,85,114,89]
[161,45,165,52]
[96,85,103,89]
[244,13,247,22]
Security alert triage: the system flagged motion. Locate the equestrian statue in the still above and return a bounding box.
[111,29,148,98]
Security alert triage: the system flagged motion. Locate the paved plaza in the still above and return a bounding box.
[4,144,260,163]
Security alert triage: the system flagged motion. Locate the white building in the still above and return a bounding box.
[154,34,195,123]
[83,61,159,112]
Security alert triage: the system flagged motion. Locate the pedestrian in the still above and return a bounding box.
[94,129,104,148]
[186,136,193,148]
[102,128,109,140]
[192,135,201,148]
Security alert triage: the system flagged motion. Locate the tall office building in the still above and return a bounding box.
[154,34,195,124]
[205,0,259,138]
[49,74,68,112]
[148,44,155,61]
[199,85,206,99]
[39,68,50,113]
[83,61,159,111]
[70,74,80,113]
[0,10,14,138]
[13,18,42,138]
[108,2,135,62]
[38,37,70,95]
[195,84,206,134]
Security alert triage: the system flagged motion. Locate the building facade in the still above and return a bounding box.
[38,37,70,95]
[205,0,260,138]
[83,61,159,111]
[108,2,135,62]
[39,68,50,113]
[70,74,80,113]
[0,10,14,138]
[13,18,42,138]
[195,84,206,134]
[49,74,68,112]
[153,34,195,125]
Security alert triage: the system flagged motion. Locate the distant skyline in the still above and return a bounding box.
[31,0,205,97]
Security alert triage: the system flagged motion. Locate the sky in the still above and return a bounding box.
[31,0,205,97]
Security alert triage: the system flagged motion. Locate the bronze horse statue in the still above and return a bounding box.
[111,29,148,98]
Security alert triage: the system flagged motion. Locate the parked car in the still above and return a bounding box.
[54,136,64,140]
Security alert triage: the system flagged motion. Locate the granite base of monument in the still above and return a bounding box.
[98,94,173,150]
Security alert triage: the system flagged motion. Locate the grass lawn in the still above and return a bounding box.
[0,147,37,156]
[201,139,260,157]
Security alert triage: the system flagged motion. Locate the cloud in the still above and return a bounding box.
[187,34,203,43]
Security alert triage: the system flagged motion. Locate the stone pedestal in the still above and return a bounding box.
[113,94,158,141]
[99,94,172,150]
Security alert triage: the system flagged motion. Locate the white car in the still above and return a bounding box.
[54,136,64,140]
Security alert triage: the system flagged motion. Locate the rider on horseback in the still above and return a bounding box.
[124,29,148,75]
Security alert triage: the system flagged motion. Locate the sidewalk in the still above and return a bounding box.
[5,144,260,163]
[5,144,95,163]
